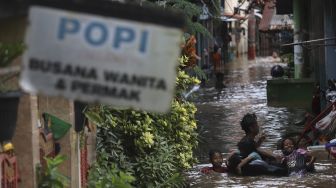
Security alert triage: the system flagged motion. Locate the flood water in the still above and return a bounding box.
[188,56,336,187]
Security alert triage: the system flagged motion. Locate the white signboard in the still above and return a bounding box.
[20,5,183,113]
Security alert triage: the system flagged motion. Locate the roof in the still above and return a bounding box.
[259,0,294,31]
[269,14,294,30]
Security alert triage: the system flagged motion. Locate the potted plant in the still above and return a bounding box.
[0,42,25,143]
[280,53,294,78]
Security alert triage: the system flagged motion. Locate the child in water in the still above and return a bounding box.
[226,138,288,176]
[200,150,227,174]
[279,137,316,176]
[226,113,286,176]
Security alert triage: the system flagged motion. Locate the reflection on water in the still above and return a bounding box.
[188,56,336,187]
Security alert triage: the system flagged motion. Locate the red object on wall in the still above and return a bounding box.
[248,10,256,60]
[80,136,89,188]
[0,154,19,188]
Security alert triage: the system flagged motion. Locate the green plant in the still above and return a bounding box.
[133,137,185,188]
[281,53,294,68]
[85,55,199,186]
[0,42,25,92]
[84,2,201,184]
[145,0,212,37]
[280,53,294,78]
[0,42,25,67]
[88,152,135,188]
[37,155,70,188]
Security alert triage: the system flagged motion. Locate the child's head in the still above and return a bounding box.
[238,139,256,158]
[240,113,259,135]
[209,150,223,168]
[280,137,296,155]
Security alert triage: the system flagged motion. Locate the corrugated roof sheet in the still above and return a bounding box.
[269,14,294,30]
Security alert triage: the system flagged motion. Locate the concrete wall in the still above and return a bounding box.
[324,1,336,82]
[306,0,336,108]
[308,0,324,83]
[13,94,38,188]
[0,14,80,187]
[37,96,79,187]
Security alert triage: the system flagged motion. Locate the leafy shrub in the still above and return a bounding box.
[37,155,69,188]
[133,137,185,188]
[88,152,135,188]
[86,56,199,187]
[0,42,25,67]
[0,42,25,92]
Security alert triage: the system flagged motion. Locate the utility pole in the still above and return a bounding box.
[248,9,256,60]
[293,0,303,78]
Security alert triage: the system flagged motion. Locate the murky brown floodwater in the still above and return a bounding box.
[188,56,336,187]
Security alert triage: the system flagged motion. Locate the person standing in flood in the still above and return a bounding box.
[211,45,224,90]
[181,35,201,68]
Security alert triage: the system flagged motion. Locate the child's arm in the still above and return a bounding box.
[256,147,277,161]
[236,156,254,175]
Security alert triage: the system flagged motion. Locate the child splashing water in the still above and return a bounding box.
[200,150,228,174]
[279,137,316,177]
[226,113,287,176]
[226,138,287,176]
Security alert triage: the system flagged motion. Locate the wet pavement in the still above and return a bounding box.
[187,56,336,187]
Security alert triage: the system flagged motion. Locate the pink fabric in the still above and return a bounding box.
[315,108,336,130]
[296,148,307,155]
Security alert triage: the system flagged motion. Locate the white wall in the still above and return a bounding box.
[224,0,249,54]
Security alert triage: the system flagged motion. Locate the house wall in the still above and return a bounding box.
[13,94,38,188]
[306,0,335,108]
[0,14,80,187]
[0,15,38,187]
[224,0,249,55]
[308,0,324,83]
[259,32,273,56]
[0,16,26,42]
[37,96,78,187]
[324,0,336,82]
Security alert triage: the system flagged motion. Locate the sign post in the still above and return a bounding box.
[20,1,185,113]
